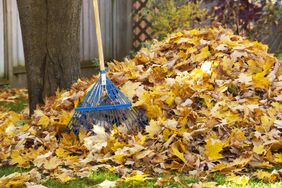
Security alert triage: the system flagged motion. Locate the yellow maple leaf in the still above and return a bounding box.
[194,46,211,62]
[10,150,29,167]
[145,120,162,139]
[226,175,250,186]
[171,143,186,163]
[210,163,229,172]
[38,115,50,128]
[253,170,279,182]
[146,105,162,119]
[56,173,75,183]
[112,154,126,164]
[271,102,282,111]
[189,29,200,35]
[261,115,274,131]
[55,148,69,158]
[8,111,22,124]
[165,94,175,107]
[274,153,282,163]
[0,172,30,188]
[252,71,270,88]
[162,128,171,141]
[111,141,126,152]
[120,81,142,101]
[124,171,149,182]
[59,111,71,125]
[20,124,30,132]
[43,156,62,170]
[204,139,223,160]
[253,145,265,155]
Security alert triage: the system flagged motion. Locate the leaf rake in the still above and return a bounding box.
[68,0,148,134]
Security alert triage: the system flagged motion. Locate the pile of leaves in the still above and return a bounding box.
[1,27,282,187]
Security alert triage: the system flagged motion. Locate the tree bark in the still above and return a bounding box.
[17,0,82,114]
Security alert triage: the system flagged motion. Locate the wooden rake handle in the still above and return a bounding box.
[93,0,105,71]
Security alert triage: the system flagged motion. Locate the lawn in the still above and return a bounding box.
[0,165,281,187]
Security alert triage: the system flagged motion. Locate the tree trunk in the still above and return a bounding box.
[17,0,82,114]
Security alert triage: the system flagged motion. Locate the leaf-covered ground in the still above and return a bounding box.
[1,27,282,187]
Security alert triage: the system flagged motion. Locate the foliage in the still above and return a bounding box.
[137,0,282,53]
[207,0,282,53]
[138,0,208,40]
[209,0,263,36]
[254,2,282,52]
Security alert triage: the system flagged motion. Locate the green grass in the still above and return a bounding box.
[0,165,31,178]
[43,178,97,188]
[0,162,281,187]
[277,53,282,60]
[91,168,119,183]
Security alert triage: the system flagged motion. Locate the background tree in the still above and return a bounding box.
[17,0,82,114]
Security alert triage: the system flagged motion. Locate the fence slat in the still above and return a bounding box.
[0,0,4,78]
[4,0,25,81]
[113,0,133,59]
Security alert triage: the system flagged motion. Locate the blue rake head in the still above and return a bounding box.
[68,71,148,134]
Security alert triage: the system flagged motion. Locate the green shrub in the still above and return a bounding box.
[138,0,208,40]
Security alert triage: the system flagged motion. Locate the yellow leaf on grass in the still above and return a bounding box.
[253,170,279,182]
[204,139,223,160]
[171,143,186,163]
[0,172,30,188]
[56,173,75,183]
[124,174,149,182]
[226,175,250,186]
[97,179,117,188]
[253,145,265,155]
[38,115,50,128]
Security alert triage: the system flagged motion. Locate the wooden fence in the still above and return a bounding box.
[0,0,133,86]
